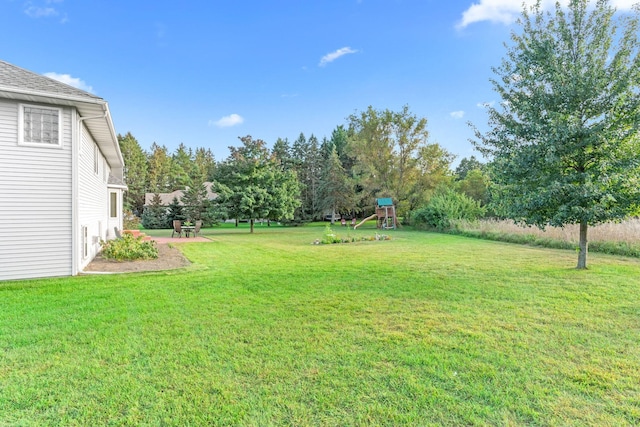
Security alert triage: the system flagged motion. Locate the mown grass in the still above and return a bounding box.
[1,224,639,425]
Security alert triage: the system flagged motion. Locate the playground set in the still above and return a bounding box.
[353,198,398,230]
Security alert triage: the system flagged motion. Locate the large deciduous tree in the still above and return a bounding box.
[474,0,640,269]
[214,136,300,233]
[347,105,453,216]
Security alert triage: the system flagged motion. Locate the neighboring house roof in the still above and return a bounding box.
[144,182,218,206]
[0,60,124,179]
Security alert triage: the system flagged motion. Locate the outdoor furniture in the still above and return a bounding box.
[182,225,195,237]
[172,220,182,238]
[193,220,202,237]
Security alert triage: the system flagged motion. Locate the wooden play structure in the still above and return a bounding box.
[353,198,398,230]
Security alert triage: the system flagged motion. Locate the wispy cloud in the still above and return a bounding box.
[44,72,95,93]
[450,110,465,119]
[24,0,67,23]
[209,114,244,128]
[319,47,358,67]
[457,0,637,29]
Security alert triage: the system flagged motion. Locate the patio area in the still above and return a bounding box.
[151,236,211,244]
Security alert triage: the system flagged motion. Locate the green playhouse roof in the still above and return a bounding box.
[377,198,393,207]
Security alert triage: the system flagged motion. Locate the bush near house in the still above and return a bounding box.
[100,233,158,261]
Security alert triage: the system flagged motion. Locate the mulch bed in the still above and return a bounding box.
[83,243,191,273]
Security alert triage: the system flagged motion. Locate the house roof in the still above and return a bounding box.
[145,182,218,206]
[0,60,124,179]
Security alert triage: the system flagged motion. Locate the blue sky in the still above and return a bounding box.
[1,0,636,164]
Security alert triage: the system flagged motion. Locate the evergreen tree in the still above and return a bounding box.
[147,143,172,192]
[214,135,300,233]
[181,179,208,222]
[117,132,148,215]
[318,146,355,223]
[166,196,185,225]
[171,143,194,189]
[194,147,216,182]
[141,193,168,229]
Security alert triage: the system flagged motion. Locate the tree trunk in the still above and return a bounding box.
[250,218,255,234]
[577,220,588,269]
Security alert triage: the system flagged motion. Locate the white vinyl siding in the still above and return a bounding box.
[0,99,73,280]
[77,123,109,270]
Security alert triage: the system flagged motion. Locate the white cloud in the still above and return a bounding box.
[24,6,58,18]
[457,0,637,29]
[319,47,358,67]
[450,110,465,119]
[44,72,94,93]
[209,114,244,128]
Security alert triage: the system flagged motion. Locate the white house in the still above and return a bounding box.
[0,60,126,281]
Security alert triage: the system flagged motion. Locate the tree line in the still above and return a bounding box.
[118,105,488,232]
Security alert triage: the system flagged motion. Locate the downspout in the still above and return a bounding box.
[72,109,107,275]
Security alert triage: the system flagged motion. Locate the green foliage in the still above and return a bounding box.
[411,189,485,230]
[347,105,455,217]
[214,135,301,233]
[474,0,640,268]
[181,180,208,221]
[122,209,141,230]
[457,168,490,205]
[166,196,185,226]
[318,146,355,219]
[141,193,168,229]
[118,132,149,214]
[320,224,391,244]
[100,233,158,261]
[321,224,341,244]
[454,155,484,181]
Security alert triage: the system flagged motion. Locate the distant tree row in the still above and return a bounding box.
[118,105,492,232]
[118,133,217,215]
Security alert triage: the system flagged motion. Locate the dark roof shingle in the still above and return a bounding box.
[0,60,103,101]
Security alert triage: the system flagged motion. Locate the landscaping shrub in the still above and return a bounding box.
[411,189,485,230]
[100,233,158,261]
[123,209,141,230]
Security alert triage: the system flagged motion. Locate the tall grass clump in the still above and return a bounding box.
[452,218,640,258]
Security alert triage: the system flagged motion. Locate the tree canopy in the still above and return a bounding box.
[474,0,640,269]
[214,136,301,233]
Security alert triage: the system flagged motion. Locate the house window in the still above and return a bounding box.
[110,192,118,218]
[94,145,99,175]
[19,104,62,147]
[82,226,88,258]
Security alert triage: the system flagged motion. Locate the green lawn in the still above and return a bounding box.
[1,224,639,425]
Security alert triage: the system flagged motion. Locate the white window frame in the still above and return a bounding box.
[110,192,118,218]
[94,144,99,175]
[18,103,63,148]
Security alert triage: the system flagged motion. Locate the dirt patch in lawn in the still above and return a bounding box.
[83,243,191,273]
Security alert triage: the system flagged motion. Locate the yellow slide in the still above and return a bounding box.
[353,214,378,230]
